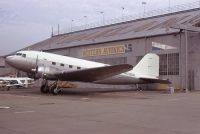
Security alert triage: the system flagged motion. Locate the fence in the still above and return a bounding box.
[52,1,200,36]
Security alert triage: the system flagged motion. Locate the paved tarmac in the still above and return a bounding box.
[0,87,200,134]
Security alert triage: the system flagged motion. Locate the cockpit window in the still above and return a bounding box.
[15,53,26,58]
[16,53,22,56]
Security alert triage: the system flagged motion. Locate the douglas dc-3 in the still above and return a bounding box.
[5,50,170,95]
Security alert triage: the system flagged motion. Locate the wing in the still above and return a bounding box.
[140,77,171,84]
[55,64,133,82]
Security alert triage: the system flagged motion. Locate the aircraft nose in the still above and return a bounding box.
[5,55,15,65]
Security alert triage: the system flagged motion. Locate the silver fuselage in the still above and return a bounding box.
[5,51,148,85]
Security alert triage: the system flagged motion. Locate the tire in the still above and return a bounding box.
[50,83,61,95]
[50,87,60,95]
[40,85,49,93]
[6,87,10,91]
[138,87,142,91]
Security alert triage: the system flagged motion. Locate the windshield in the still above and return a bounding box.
[16,53,22,56]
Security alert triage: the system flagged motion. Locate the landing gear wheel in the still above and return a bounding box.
[40,85,49,93]
[6,87,10,91]
[135,84,142,91]
[49,81,61,95]
[50,87,61,95]
[138,87,142,91]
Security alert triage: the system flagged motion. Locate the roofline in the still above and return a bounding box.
[14,7,199,53]
[43,31,181,52]
[53,8,200,37]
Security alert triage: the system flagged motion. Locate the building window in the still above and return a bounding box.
[52,62,56,65]
[69,65,73,68]
[77,67,81,69]
[60,63,64,67]
[159,53,179,75]
[168,53,179,75]
[137,53,179,76]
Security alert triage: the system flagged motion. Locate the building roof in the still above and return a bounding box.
[25,8,200,51]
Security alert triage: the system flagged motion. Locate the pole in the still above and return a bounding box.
[168,0,171,12]
[167,47,168,76]
[142,2,147,17]
[121,7,125,18]
[179,30,182,90]
[84,16,87,29]
[199,0,200,8]
[185,29,188,92]
[100,11,105,25]
[71,20,74,32]
[51,27,54,37]
[84,16,87,24]
[58,24,59,35]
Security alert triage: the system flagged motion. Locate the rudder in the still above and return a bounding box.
[130,53,159,78]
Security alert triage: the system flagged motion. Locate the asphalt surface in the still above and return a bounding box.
[0,87,200,134]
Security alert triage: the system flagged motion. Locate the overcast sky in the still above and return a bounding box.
[0,0,196,56]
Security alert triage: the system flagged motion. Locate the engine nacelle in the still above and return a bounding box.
[34,66,60,80]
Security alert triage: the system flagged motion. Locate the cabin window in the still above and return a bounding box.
[69,65,73,68]
[20,80,25,83]
[52,62,56,65]
[60,63,64,67]
[22,54,26,58]
[77,67,81,69]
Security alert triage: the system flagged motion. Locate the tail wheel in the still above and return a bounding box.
[40,85,49,93]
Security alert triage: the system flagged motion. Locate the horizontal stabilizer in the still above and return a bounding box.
[56,64,133,82]
[140,78,171,84]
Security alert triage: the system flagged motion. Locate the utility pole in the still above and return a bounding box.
[199,0,200,8]
[121,7,125,17]
[71,19,74,32]
[100,11,105,25]
[142,1,147,17]
[51,27,54,37]
[168,0,171,12]
[83,16,88,29]
[84,16,87,24]
[57,24,59,35]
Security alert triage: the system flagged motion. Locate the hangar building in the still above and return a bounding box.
[1,5,200,90]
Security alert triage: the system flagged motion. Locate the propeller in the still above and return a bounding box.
[31,55,39,79]
[32,55,48,79]
[35,55,39,74]
[30,54,58,80]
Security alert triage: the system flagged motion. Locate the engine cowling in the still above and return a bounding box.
[32,66,60,80]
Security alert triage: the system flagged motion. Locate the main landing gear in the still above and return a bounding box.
[40,80,61,95]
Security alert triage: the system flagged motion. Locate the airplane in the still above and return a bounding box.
[5,50,170,95]
[0,77,34,90]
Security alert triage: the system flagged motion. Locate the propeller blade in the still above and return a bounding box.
[35,55,39,73]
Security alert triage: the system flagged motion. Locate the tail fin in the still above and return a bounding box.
[130,53,159,78]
